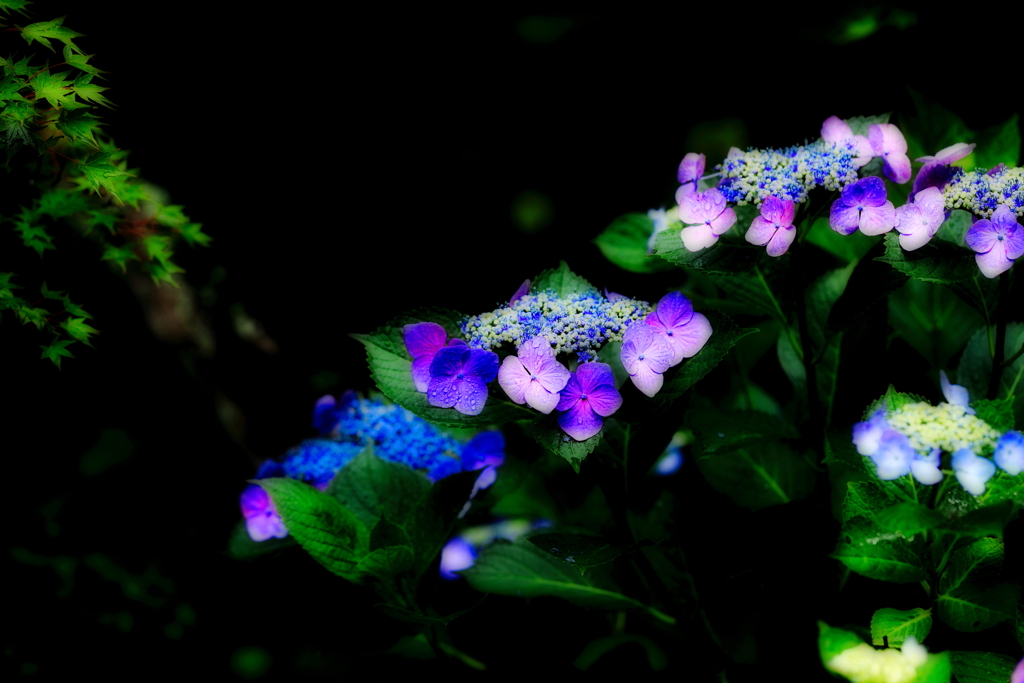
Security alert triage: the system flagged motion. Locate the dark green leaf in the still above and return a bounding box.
[531,261,597,297]
[878,232,977,284]
[831,517,926,583]
[593,213,672,273]
[888,278,984,370]
[226,519,297,560]
[805,217,876,264]
[972,398,1014,433]
[941,501,1018,538]
[326,447,431,530]
[827,239,908,335]
[874,503,943,536]
[527,532,640,572]
[573,634,668,672]
[653,227,762,273]
[974,112,1021,169]
[842,481,893,523]
[825,429,872,474]
[870,607,933,647]
[686,407,800,454]
[957,323,1024,424]
[695,440,814,511]
[948,650,1018,683]
[256,477,370,582]
[355,545,414,579]
[934,210,972,248]
[40,339,75,368]
[937,537,1018,631]
[530,413,601,473]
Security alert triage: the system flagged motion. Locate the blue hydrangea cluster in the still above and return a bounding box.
[459,289,651,363]
[715,140,860,206]
[942,165,1024,218]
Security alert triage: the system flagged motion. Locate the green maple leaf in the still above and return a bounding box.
[0,1,33,18]
[21,17,85,54]
[153,204,188,228]
[17,305,49,329]
[176,222,211,247]
[72,72,113,108]
[40,280,65,300]
[56,107,103,147]
[85,208,119,234]
[37,188,88,217]
[77,149,135,204]
[144,260,185,287]
[101,243,137,272]
[30,69,76,108]
[10,209,55,255]
[63,45,106,77]
[59,294,90,319]
[0,271,21,297]
[0,72,28,103]
[0,54,33,77]
[62,316,98,347]
[40,339,75,368]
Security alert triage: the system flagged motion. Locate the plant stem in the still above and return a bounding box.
[987,273,1010,399]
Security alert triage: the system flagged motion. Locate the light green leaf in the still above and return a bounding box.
[805,217,876,264]
[39,339,75,368]
[877,232,976,284]
[77,149,136,204]
[842,481,893,523]
[72,72,113,108]
[593,212,672,273]
[937,537,1018,631]
[529,413,601,473]
[531,260,597,297]
[462,537,673,622]
[870,607,932,647]
[61,316,98,347]
[817,621,867,664]
[63,44,107,77]
[948,651,1018,683]
[831,517,926,583]
[255,477,370,582]
[653,227,760,273]
[326,447,431,530]
[20,16,85,54]
[934,209,972,248]
[874,503,943,536]
[30,70,75,108]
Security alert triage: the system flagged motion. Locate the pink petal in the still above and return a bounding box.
[869,123,908,155]
[497,355,530,404]
[523,379,560,414]
[681,225,718,251]
[663,311,712,364]
[884,152,912,184]
[709,207,737,235]
[629,362,664,398]
[677,152,706,183]
[766,225,796,257]
[820,116,852,142]
[745,216,777,246]
[859,202,896,236]
[761,196,795,227]
[976,243,1014,278]
[913,187,945,230]
[517,336,554,375]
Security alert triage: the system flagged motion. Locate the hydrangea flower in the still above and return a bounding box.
[439,536,477,580]
[497,335,570,414]
[870,429,915,480]
[404,322,465,392]
[556,362,622,441]
[675,152,705,201]
[911,142,975,196]
[820,115,873,167]
[644,291,712,366]
[942,165,1024,217]
[829,176,895,236]
[994,430,1024,476]
[744,195,797,256]
[853,415,941,486]
[678,188,736,251]
[910,448,943,486]
[853,410,888,456]
[240,484,288,542]
[427,345,499,416]
[715,141,859,205]
[869,123,911,184]
[894,187,945,251]
[282,438,364,488]
[646,207,670,253]
[826,634,929,683]
[620,322,673,397]
[965,204,1024,278]
[509,279,530,306]
[939,370,975,415]
[951,448,996,496]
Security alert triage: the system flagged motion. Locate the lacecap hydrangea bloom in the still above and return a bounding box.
[825,635,929,683]
[964,204,1024,278]
[556,362,622,441]
[497,335,571,413]
[829,176,895,237]
[851,373,1011,495]
[942,164,1024,218]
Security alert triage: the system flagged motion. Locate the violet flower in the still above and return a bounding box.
[939,369,976,415]
[829,176,895,236]
[556,362,622,441]
[510,279,530,306]
[870,429,914,480]
[427,345,499,416]
[240,484,288,542]
[868,123,911,184]
[965,204,1024,278]
[910,448,943,486]
[404,322,466,392]
[951,448,996,496]
[744,195,797,256]
[895,187,945,251]
[911,142,975,196]
[644,291,712,366]
[620,322,674,397]
[994,431,1024,476]
[820,116,873,167]
[678,188,736,252]
[497,335,571,414]
[675,152,706,201]
[853,410,888,456]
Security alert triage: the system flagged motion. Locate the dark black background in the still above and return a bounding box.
[5,4,1019,679]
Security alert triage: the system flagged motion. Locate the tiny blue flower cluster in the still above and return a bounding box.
[942,165,1024,218]
[459,289,651,363]
[715,140,860,206]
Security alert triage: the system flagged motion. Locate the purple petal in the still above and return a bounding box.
[940,370,974,414]
[761,196,795,227]
[871,430,913,480]
[852,411,888,456]
[911,162,955,196]
[677,152,706,183]
[820,115,852,142]
[661,311,711,365]
[994,431,1024,476]
[584,383,623,418]
[575,362,622,416]
[844,176,888,207]
[650,291,694,330]
[681,224,719,251]
[745,216,776,246]
[883,152,912,184]
[497,355,530,404]
[869,123,908,155]
[965,218,999,253]
[557,400,603,441]
[453,377,490,416]
[510,279,530,306]
[976,244,1013,278]
[430,344,468,380]
[993,206,1024,259]
[411,355,434,392]
[952,448,996,495]
[858,202,895,236]
[556,372,583,411]
[404,322,447,359]
[621,324,673,374]
[628,362,664,397]
[766,225,796,257]
[829,202,860,235]
[523,379,561,414]
[428,372,463,409]
[517,336,556,375]
[465,348,499,384]
[709,207,737,235]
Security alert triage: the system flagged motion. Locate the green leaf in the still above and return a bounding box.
[973,397,1015,433]
[573,634,668,672]
[56,108,103,147]
[63,44,107,77]
[101,243,137,272]
[652,227,760,273]
[831,517,926,583]
[0,1,32,18]
[352,310,532,429]
[30,69,77,108]
[593,213,672,273]
[874,503,943,536]
[870,607,932,647]
[527,532,640,573]
[11,209,55,256]
[825,430,872,474]
[326,447,431,530]
[957,323,1024,425]
[255,477,370,582]
[877,232,977,284]
[77,149,136,204]
[842,481,893,523]
[653,310,757,405]
[888,278,985,371]
[354,545,414,579]
[61,316,98,347]
[934,209,972,248]
[71,72,113,108]
[39,339,75,368]
[805,217,876,264]
[695,440,814,511]
[976,470,1024,510]
[175,222,212,247]
[948,651,1018,683]
[973,113,1021,169]
[529,412,601,473]
[226,519,297,560]
[941,500,1017,537]
[937,537,1018,631]
[817,621,867,665]
[827,240,909,335]
[686,406,800,454]
[462,537,673,621]
[20,16,85,54]
[531,260,597,297]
